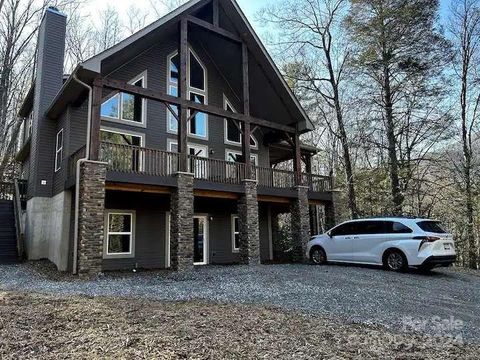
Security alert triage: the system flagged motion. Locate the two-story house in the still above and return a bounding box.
[15,0,337,276]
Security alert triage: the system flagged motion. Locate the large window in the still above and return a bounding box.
[100,129,144,172]
[167,50,208,138]
[104,211,135,258]
[232,215,240,252]
[54,129,63,172]
[224,96,257,148]
[100,73,146,125]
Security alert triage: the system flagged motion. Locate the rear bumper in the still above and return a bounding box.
[421,255,456,267]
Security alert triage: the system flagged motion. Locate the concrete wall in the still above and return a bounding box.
[25,191,72,271]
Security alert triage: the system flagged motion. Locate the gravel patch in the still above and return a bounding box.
[0,261,479,343]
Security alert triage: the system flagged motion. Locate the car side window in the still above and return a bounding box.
[331,223,354,236]
[355,221,385,235]
[386,221,413,234]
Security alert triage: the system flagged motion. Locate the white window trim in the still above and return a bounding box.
[100,127,145,147]
[101,71,148,128]
[194,214,209,265]
[166,212,171,269]
[231,214,240,253]
[100,127,146,171]
[225,149,258,165]
[223,95,258,149]
[166,49,209,139]
[104,210,136,259]
[54,128,63,172]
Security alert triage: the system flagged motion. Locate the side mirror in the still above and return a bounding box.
[327,231,332,238]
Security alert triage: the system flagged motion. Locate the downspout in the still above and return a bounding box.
[71,72,92,274]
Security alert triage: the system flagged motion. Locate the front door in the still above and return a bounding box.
[193,215,208,265]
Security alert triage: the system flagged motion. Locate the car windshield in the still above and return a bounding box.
[417,221,447,234]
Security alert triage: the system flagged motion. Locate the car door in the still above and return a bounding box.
[351,221,387,263]
[325,222,355,261]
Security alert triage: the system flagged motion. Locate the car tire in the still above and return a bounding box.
[383,249,408,272]
[310,247,327,265]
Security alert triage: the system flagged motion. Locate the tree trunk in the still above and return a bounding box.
[323,33,358,219]
[460,52,478,269]
[383,65,403,215]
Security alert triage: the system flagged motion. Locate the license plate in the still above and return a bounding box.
[444,244,451,251]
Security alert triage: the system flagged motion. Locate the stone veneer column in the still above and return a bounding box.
[290,186,310,263]
[170,172,194,271]
[238,179,260,265]
[325,190,341,230]
[77,161,107,277]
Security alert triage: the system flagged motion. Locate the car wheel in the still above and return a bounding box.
[310,247,327,265]
[384,250,408,272]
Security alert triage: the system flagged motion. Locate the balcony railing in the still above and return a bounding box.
[91,142,332,191]
[100,142,178,176]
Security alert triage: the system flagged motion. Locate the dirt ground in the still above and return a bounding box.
[0,291,478,359]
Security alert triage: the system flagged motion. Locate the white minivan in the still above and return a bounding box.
[306,218,456,271]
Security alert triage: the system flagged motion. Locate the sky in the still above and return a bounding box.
[91,0,454,39]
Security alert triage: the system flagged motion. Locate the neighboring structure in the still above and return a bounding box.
[15,0,336,275]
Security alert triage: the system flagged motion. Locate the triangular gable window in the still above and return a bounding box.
[101,74,146,125]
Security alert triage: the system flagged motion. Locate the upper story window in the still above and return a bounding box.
[168,49,208,139]
[101,73,146,126]
[224,96,257,148]
[54,129,63,172]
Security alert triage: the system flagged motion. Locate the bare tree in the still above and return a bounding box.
[124,5,149,36]
[259,0,359,219]
[449,0,480,269]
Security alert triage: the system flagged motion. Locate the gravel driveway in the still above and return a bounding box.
[1,262,479,342]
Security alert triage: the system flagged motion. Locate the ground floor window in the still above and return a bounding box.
[104,211,135,258]
[232,215,240,252]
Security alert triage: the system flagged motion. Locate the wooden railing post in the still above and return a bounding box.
[242,42,252,179]
[293,133,303,186]
[178,18,188,173]
[90,77,103,161]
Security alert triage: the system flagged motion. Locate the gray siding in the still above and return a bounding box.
[102,191,170,271]
[29,9,66,199]
[101,193,272,270]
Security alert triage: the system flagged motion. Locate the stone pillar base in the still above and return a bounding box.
[325,190,342,230]
[290,186,310,263]
[170,172,194,271]
[238,179,260,265]
[77,161,107,278]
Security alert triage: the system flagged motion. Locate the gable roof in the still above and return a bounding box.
[49,0,313,131]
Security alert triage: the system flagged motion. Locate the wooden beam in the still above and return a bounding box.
[99,77,296,133]
[178,18,188,172]
[257,195,291,204]
[106,182,171,194]
[212,0,219,27]
[242,42,252,179]
[194,189,240,200]
[293,133,302,185]
[186,15,241,43]
[89,80,102,160]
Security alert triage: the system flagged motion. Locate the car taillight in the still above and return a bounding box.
[414,236,441,242]
[415,236,441,251]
